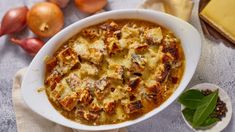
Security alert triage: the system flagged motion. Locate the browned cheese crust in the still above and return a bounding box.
[44,19,185,125]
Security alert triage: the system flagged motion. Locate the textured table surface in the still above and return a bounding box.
[0,0,234,132]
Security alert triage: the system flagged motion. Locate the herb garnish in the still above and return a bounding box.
[179,89,220,128]
[193,90,218,127]
[178,89,204,109]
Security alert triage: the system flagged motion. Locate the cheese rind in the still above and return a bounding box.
[200,0,235,44]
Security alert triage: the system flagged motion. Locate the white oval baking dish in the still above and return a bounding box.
[21,9,201,131]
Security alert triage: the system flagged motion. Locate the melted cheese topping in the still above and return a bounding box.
[45,19,185,125]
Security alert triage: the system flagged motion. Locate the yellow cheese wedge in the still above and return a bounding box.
[200,0,235,43]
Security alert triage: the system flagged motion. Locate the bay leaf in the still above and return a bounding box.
[182,108,195,123]
[200,117,219,127]
[193,90,218,127]
[178,89,204,109]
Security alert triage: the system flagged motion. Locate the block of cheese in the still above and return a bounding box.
[200,0,235,44]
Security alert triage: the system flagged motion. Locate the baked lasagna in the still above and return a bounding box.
[44,19,185,125]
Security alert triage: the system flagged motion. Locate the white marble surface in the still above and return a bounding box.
[0,0,234,132]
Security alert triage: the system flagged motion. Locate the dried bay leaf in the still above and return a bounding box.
[200,117,219,127]
[193,90,218,127]
[183,108,219,128]
[178,89,204,109]
[182,108,195,123]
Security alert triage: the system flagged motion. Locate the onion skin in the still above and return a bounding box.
[74,0,107,14]
[48,0,70,8]
[10,37,45,56]
[0,6,28,37]
[27,2,64,38]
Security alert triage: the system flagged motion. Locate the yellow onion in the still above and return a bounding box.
[48,0,70,8]
[74,0,107,14]
[27,2,64,38]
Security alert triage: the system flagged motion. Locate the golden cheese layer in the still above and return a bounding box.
[200,0,235,43]
[44,19,185,125]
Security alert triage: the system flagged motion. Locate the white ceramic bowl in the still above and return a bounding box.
[21,9,201,131]
[181,83,232,132]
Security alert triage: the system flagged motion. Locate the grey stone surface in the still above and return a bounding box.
[0,0,234,132]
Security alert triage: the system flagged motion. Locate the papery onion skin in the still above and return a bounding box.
[0,6,28,37]
[10,37,45,56]
[48,0,70,8]
[74,0,107,14]
[27,2,64,38]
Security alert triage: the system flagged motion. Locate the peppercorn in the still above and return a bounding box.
[202,89,212,96]
[201,89,227,120]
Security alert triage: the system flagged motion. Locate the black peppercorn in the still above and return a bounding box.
[201,89,227,120]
